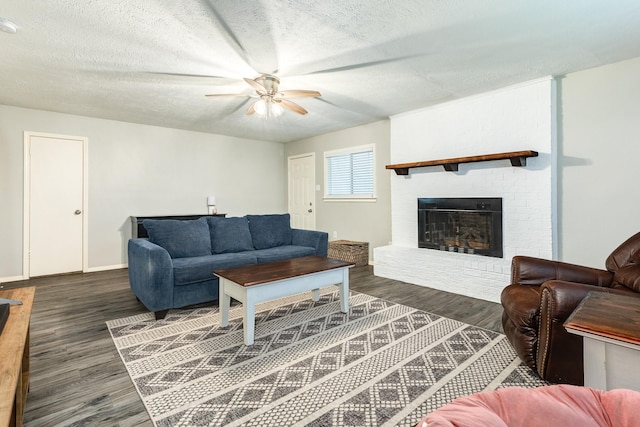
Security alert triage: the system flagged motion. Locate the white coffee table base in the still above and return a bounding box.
[219,267,350,345]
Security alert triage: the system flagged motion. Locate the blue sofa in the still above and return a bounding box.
[127,213,328,319]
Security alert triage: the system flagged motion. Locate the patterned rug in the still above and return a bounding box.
[107,288,547,426]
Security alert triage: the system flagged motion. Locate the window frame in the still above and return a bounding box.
[323,144,376,202]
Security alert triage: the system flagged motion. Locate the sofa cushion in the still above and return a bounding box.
[207,216,254,254]
[172,252,258,286]
[246,213,292,249]
[253,245,316,264]
[143,218,211,259]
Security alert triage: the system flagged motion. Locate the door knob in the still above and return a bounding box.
[308,209,313,213]
[74,210,82,215]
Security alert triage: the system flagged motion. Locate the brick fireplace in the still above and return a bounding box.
[374,78,557,303]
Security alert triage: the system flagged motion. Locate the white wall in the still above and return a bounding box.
[0,105,286,280]
[285,120,391,262]
[375,78,556,302]
[559,56,640,267]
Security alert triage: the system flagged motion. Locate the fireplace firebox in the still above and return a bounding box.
[418,198,503,258]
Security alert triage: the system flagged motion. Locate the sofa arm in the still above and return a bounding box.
[511,256,612,287]
[292,229,328,256]
[536,281,630,384]
[127,238,174,313]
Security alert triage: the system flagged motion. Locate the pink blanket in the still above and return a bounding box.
[417,385,640,427]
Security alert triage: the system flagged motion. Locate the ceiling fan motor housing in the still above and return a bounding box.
[255,74,279,96]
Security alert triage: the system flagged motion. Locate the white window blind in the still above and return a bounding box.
[325,145,375,199]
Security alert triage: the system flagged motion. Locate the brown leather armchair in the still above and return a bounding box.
[501,232,640,385]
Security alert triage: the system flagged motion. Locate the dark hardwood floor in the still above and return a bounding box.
[2,265,503,426]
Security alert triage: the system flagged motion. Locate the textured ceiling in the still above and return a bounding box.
[2,1,640,143]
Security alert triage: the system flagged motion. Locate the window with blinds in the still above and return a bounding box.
[324,145,375,199]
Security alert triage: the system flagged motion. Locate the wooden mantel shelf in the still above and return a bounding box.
[385,150,538,175]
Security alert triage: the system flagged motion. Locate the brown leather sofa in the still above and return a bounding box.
[501,231,640,385]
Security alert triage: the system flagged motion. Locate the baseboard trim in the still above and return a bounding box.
[85,264,127,273]
[0,275,27,284]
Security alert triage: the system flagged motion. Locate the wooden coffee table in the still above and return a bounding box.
[214,256,354,345]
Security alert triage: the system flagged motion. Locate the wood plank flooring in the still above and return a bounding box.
[1,266,503,426]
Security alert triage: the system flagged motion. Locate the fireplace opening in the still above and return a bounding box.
[418,198,503,258]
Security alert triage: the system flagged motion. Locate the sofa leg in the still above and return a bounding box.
[154,310,169,320]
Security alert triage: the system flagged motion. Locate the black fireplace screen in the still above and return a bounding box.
[418,198,503,258]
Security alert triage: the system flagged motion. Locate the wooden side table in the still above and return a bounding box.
[564,291,640,391]
[0,287,35,427]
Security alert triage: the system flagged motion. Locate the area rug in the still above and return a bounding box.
[107,288,547,426]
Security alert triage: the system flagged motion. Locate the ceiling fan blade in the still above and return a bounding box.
[201,2,252,67]
[200,1,279,75]
[246,101,257,115]
[278,99,308,115]
[277,90,321,99]
[150,72,234,80]
[298,54,422,76]
[205,93,253,97]
[244,77,267,94]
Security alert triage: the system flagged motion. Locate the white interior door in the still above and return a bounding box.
[288,154,316,230]
[26,133,86,277]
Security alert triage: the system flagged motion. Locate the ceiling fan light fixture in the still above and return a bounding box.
[270,100,284,117]
[254,97,284,119]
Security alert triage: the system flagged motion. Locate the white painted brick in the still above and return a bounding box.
[381,78,556,302]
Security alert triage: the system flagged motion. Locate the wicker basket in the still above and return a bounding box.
[328,240,369,266]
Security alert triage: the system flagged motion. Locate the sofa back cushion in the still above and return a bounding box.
[246,214,293,249]
[143,218,211,259]
[207,216,255,254]
[605,231,640,273]
[613,263,640,293]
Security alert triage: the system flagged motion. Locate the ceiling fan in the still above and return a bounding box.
[205,74,321,118]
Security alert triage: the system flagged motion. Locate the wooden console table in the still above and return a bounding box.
[0,287,35,427]
[564,291,640,391]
